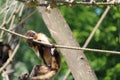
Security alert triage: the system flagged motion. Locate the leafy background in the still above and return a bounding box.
[0,1,120,80]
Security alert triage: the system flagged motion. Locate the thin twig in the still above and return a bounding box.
[63,69,71,80]
[3,0,9,24]
[18,4,25,17]
[57,1,120,6]
[83,6,111,48]
[10,9,37,30]
[8,4,24,30]
[2,70,14,80]
[0,0,9,39]
[0,0,18,39]
[0,0,17,15]
[6,1,19,25]
[9,4,18,29]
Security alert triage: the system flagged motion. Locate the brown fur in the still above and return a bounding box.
[25,30,61,80]
[0,42,12,67]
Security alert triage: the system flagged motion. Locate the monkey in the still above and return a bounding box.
[24,30,61,80]
[0,42,12,67]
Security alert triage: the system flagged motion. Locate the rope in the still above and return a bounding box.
[0,27,120,54]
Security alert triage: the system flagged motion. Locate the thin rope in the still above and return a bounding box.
[0,27,120,54]
[42,1,120,6]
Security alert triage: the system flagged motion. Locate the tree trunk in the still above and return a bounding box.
[37,6,97,80]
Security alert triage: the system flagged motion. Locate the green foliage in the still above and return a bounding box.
[0,2,120,80]
[0,75,2,80]
[104,63,120,80]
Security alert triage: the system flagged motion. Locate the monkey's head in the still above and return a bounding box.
[24,30,38,47]
[25,30,38,39]
[25,30,50,45]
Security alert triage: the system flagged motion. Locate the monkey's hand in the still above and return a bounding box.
[29,65,57,80]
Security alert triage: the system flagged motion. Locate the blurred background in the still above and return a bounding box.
[0,0,120,80]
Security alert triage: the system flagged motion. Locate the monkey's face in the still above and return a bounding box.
[24,30,50,45]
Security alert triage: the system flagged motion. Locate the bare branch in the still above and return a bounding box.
[83,6,111,48]
[18,0,120,8]
[56,1,120,6]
